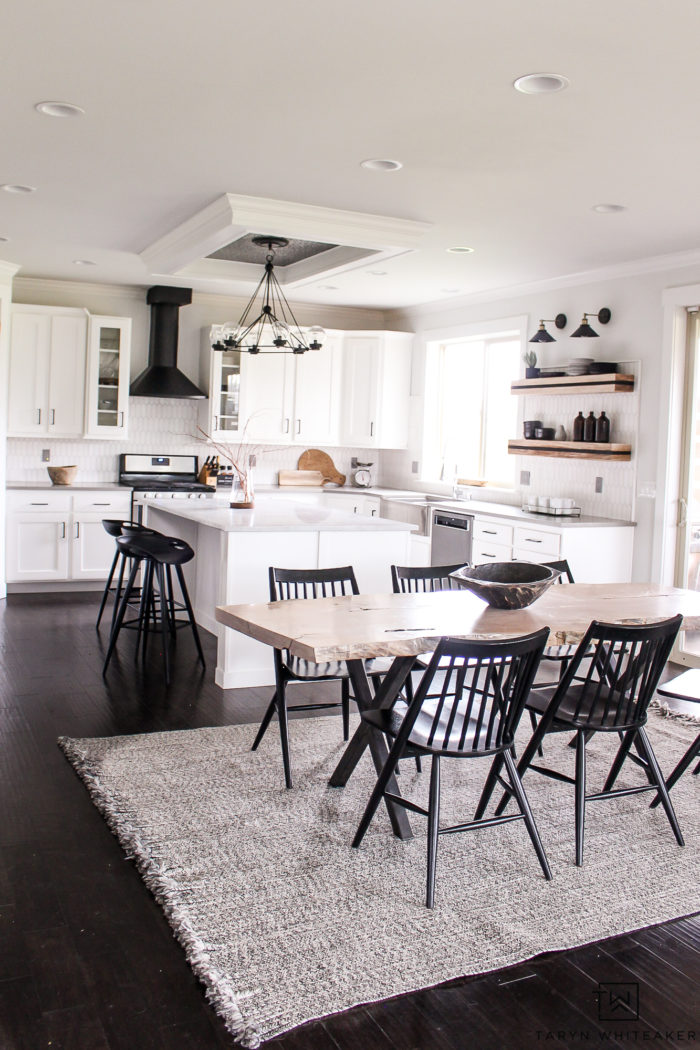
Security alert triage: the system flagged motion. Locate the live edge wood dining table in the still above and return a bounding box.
[216,583,700,841]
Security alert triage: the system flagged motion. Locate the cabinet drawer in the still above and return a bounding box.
[472,539,512,564]
[474,520,513,545]
[513,526,560,557]
[72,492,132,514]
[7,490,72,513]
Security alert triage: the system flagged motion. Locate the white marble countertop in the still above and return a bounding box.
[448,499,635,529]
[6,481,126,491]
[142,495,416,533]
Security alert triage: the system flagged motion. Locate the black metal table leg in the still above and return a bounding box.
[328,655,416,841]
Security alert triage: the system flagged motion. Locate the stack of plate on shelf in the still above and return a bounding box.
[588,361,618,374]
[565,357,594,376]
[538,366,567,377]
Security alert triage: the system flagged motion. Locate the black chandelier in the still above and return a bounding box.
[210,236,325,355]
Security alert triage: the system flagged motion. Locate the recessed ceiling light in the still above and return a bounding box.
[1,184,36,194]
[367,270,388,276]
[513,73,569,94]
[360,158,403,172]
[0,236,9,243]
[592,203,627,214]
[446,246,474,254]
[73,259,96,266]
[35,100,85,118]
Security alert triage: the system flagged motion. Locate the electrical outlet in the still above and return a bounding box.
[41,449,50,463]
[595,476,603,494]
[411,461,419,474]
[519,470,530,486]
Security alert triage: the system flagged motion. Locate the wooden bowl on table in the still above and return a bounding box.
[450,562,559,609]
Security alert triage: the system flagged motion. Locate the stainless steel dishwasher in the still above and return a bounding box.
[431,510,473,566]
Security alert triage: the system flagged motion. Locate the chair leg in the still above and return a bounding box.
[276,680,293,789]
[175,565,206,668]
[494,715,550,816]
[474,752,506,821]
[102,559,140,675]
[156,562,171,685]
[603,728,637,792]
[341,678,350,741]
[502,750,552,880]
[575,730,587,866]
[166,564,177,637]
[652,731,700,800]
[636,728,685,846]
[136,559,154,661]
[252,694,278,751]
[529,710,544,757]
[96,548,119,630]
[426,755,441,909]
[110,553,129,633]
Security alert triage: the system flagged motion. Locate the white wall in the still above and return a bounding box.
[384,262,700,582]
[0,261,21,599]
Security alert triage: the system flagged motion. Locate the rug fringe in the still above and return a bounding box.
[651,697,700,726]
[57,736,263,1048]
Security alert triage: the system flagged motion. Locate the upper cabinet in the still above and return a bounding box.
[7,305,131,441]
[201,329,343,446]
[84,316,132,438]
[341,332,413,448]
[8,306,87,437]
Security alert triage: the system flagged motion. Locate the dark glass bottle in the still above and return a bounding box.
[583,411,596,442]
[572,412,585,441]
[595,411,610,443]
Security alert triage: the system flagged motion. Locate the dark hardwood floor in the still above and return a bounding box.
[0,592,698,1049]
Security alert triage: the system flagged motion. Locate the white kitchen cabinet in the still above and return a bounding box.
[5,490,131,584]
[8,306,87,437]
[470,511,633,582]
[201,331,342,446]
[323,492,381,516]
[84,316,131,438]
[341,332,412,449]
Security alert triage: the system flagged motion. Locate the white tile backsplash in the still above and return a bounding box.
[6,398,373,486]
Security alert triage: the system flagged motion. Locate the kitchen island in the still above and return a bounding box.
[140,497,414,688]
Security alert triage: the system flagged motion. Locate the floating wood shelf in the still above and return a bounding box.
[508,439,632,461]
[511,373,635,396]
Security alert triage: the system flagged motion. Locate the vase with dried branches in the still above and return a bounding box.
[196,425,260,508]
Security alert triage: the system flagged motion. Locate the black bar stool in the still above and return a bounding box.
[103,533,205,684]
[95,520,160,631]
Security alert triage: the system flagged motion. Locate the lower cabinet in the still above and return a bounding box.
[6,490,131,583]
[322,493,381,516]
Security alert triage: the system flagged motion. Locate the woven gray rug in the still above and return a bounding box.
[59,709,700,1047]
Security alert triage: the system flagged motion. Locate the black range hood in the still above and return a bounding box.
[130,285,206,399]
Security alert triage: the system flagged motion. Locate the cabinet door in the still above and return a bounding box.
[7,312,51,435]
[291,336,341,445]
[205,346,246,440]
[84,316,131,438]
[240,353,294,442]
[341,336,380,446]
[48,314,87,436]
[6,513,70,582]
[71,513,119,579]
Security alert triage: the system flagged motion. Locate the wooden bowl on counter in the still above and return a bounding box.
[47,465,78,486]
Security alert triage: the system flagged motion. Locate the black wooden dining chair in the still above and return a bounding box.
[253,566,387,789]
[352,628,552,908]
[390,563,469,594]
[482,615,684,867]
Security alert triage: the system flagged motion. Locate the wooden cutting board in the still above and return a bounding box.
[278,470,326,487]
[298,449,346,487]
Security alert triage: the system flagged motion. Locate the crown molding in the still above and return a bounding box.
[0,260,20,282]
[140,193,431,279]
[12,276,144,302]
[403,246,700,321]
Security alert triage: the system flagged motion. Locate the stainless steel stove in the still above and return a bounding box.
[119,453,214,505]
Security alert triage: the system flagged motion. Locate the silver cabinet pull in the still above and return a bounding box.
[36,409,41,424]
[213,415,219,429]
[296,419,301,434]
[75,522,80,538]
[31,502,49,506]
[370,421,374,437]
[61,522,66,539]
[483,552,496,558]
[284,418,290,434]
[50,408,56,425]
[92,502,110,506]
[118,411,124,427]
[483,529,497,535]
[525,538,542,544]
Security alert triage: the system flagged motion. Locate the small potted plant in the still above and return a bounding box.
[523,350,540,379]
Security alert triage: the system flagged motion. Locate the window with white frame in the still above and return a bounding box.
[423,328,522,486]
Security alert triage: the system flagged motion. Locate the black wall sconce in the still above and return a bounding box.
[529,314,567,343]
[571,308,612,338]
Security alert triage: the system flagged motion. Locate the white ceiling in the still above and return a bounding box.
[4,0,700,309]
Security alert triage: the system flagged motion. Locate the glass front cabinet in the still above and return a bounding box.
[84,316,132,438]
